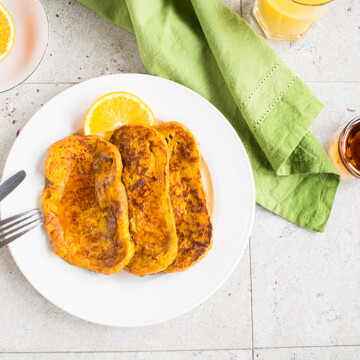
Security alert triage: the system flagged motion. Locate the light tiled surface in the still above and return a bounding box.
[251,83,360,348]
[1,0,360,359]
[255,347,360,360]
[28,1,146,83]
[0,351,252,360]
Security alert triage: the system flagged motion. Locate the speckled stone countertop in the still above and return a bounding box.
[0,1,359,359]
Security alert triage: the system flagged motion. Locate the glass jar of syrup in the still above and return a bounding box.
[339,116,360,178]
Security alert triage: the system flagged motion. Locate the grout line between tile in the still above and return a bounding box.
[2,345,360,355]
[0,349,252,354]
[240,0,243,18]
[254,344,360,350]
[248,237,255,360]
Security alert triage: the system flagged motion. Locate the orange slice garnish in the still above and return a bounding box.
[0,2,15,63]
[84,92,155,136]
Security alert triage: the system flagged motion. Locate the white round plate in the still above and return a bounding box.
[1,74,255,327]
[0,0,49,93]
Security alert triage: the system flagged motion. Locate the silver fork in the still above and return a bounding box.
[0,209,44,249]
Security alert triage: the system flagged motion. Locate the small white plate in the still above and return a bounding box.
[0,0,49,93]
[1,74,255,326]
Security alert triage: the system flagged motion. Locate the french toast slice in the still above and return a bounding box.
[110,125,178,276]
[42,135,134,275]
[156,122,213,273]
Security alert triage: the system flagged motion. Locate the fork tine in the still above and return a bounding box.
[0,218,44,249]
[0,209,39,227]
[1,211,41,232]
[0,216,43,239]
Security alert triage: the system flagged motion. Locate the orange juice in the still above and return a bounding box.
[253,0,333,41]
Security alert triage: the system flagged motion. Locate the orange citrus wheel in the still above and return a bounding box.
[0,2,15,63]
[83,92,155,136]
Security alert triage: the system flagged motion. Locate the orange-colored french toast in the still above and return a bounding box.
[42,135,134,275]
[156,122,213,273]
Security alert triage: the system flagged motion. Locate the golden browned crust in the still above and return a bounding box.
[42,135,134,275]
[156,122,213,273]
[110,125,178,276]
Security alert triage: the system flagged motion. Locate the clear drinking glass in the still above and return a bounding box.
[253,0,334,41]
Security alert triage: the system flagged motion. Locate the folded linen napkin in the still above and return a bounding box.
[78,0,340,232]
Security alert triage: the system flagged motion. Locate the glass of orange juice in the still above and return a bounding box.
[253,0,334,41]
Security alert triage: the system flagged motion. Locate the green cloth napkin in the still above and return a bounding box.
[78,0,340,232]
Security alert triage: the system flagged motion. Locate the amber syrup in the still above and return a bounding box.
[339,117,360,178]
